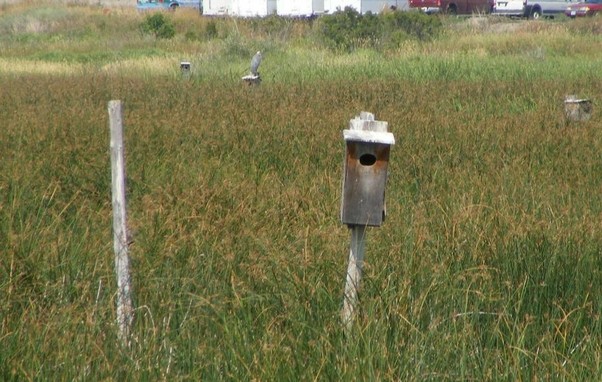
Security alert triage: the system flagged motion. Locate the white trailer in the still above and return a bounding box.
[203,0,233,15]
[231,0,277,16]
[276,0,325,16]
[325,0,404,13]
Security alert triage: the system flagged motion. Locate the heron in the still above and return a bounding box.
[250,51,262,77]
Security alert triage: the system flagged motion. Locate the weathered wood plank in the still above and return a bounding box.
[108,100,134,347]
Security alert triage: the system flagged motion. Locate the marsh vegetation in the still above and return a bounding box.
[1,2,601,380]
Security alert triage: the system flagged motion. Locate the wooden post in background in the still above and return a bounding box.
[108,100,134,346]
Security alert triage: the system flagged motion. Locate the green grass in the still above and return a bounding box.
[1,3,602,380]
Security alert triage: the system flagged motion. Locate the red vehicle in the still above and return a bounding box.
[409,0,494,14]
[565,0,602,17]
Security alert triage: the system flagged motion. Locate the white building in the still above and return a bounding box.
[232,0,277,16]
[202,0,407,16]
[324,0,407,13]
[203,0,233,15]
[276,0,325,16]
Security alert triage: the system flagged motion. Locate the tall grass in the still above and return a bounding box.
[1,3,601,380]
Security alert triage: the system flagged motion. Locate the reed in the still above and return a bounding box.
[1,3,601,380]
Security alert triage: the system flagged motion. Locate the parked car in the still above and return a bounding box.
[136,0,201,11]
[565,0,602,16]
[409,0,493,14]
[493,0,574,18]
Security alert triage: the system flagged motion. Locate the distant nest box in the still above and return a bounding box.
[564,95,592,122]
[180,61,191,74]
[341,112,395,227]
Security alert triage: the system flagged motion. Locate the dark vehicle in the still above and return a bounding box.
[565,0,602,16]
[409,0,494,14]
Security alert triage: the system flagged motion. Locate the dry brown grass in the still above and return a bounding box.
[1,4,601,380]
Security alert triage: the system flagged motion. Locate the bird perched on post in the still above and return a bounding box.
[250,51,262,77]
[242,51,262,86]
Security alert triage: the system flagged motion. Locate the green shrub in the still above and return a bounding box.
[140,13,175,39]
[318,7,365,51]
[317,7,442,51]
[248,14,293,40]
[223,34,251,60]
[205,20,218,39]
[185,30,198,41]
[381,10,442,42]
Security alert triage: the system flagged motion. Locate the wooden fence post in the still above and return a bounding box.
[108,100,134,346]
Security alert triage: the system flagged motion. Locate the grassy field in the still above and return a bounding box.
[1,3,601,380]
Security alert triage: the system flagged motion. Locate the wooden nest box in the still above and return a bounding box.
[242,74,261,86]
[341,112,395,227]
[564,95,593,122]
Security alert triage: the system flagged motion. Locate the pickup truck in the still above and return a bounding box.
[493,0,574,18]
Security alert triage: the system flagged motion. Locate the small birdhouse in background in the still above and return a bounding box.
[341,112,395,227]
[180,61,191,80]
[180,61,191,72]
[564,95,593,122]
